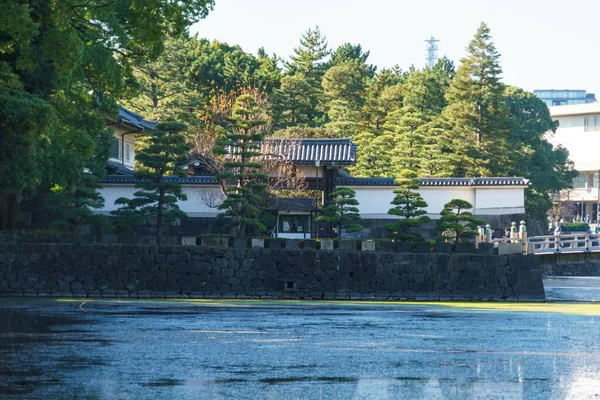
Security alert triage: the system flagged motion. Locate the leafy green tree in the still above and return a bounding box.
[383,170,431,241]
[502,86,577,219]
[442,22,509,176]
[113,122,190,242]
[436,199,486,244]
[0,0,214,229]
[316,187,363,239]
[213,95,269,236]
[47,127,113,233]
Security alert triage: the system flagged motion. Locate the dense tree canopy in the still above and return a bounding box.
[0,0,214,230]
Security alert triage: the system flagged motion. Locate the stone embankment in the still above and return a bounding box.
[0,240,545,301]
[540,252,600,276]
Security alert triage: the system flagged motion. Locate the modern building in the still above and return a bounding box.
[546,103,600,221]
[534,89,596,107]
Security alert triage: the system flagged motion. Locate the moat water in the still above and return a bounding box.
[1,277,600,399]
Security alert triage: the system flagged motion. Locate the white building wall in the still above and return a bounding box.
[99,184,525,220]
[98,184,223,217]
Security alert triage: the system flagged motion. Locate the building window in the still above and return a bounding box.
[584,116,600,132]
[111,137,120,160]
[573,173,587,188]
[125,142,133,162]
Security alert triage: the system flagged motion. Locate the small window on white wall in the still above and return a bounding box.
[125,142,133,162]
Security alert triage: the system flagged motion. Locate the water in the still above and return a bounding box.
[1,279,600,399]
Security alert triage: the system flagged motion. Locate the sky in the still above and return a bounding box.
[191,0,600,97]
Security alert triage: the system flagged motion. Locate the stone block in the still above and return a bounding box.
[320,239,334,251]
[303,240,317,249]
[201,237,229,248]
[100,235,118,244]
[435,242,452,253]
[478,243,494,254]
[415,242,431,253]
[138,236,157,245]
[0,233,17,243]
[119,235,137,245]
[361,241,375,251]
[159,236,178,246]
[456,243,476,253]
[397,242,413,253]
[339,240,358,251]
[498,242,522,256]
[285,240,299,249]
[251,238,264,248]
[182,236,197,246]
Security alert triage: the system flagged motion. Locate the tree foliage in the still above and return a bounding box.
[316,187,363,239]
[383,170,431,241]
[112,122,190,242]
[436,199,486,244]
[214,95,269,236]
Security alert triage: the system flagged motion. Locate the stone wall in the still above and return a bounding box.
[0,242,545,301]
[540,253,600,276]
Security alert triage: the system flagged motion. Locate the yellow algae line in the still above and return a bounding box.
[53,298,600,316]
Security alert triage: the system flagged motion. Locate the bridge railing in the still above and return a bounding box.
[527,233,600,255]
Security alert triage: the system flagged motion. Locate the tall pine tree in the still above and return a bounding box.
[214,94,269,236]
[442,22,509,176]
[112,122,190,242]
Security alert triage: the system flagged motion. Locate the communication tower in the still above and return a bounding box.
[424,37,440,68]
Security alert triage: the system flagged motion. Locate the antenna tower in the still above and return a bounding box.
[424,36,440,68]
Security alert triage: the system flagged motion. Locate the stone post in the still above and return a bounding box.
[485,224,492,243]
[519,220,528,254]
[510,221,518,242]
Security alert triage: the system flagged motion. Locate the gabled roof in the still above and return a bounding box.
[267,198,318,212]
[118,106,156,131]
[336,177,531,187]
[106,160,134,175]
[260,138,356,166]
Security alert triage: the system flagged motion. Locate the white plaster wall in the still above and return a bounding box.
[475,188,524,210]
[98,184,223,217]
[547,112,600,171]
[419,187,475,217]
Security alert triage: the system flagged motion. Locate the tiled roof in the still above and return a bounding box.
[267,198,318,212]
[258,138,356,165]
[337,177,531,187]
[102,175,218,185]
[118,107,156,131]
[106,160,134,175]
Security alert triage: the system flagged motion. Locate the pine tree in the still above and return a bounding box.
[270,74,314,128]
[436,199,486,244]
[383,170,431,241]
[288,26,330,85]
[316,187,363,239]
[214,94,269,236]
[385,108,428,174]
[112,122,190,243]
[442,22,509,176]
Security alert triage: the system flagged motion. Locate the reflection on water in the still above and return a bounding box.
[0,279,599,399]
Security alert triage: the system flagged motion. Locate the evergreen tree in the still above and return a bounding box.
[286,26,330,125]
[383,170,431,241]
[316,187,363,239]
[287,26,330,85]
[112,122,190,243]
[436,199,486,244]
[351,132,394,177]
[270,74,314,128]
[326,43,376,79]
[442,22,509,176]
[213,95,269,236]
[0,0,214,230]
[385,108,428,174]
[47,127,113,234]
